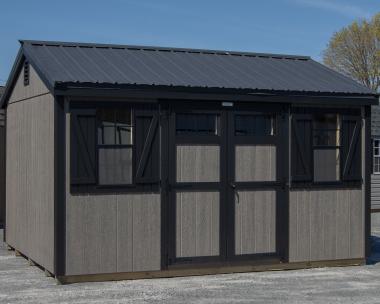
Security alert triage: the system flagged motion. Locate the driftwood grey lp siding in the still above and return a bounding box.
[65,110,161,276]
[289,189,364,262]
[5,65,55,273]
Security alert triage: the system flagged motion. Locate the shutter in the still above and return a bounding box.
[341,115,362,181]
[135,109,159,183]
[70,109,97,184]
[291,114,312,182]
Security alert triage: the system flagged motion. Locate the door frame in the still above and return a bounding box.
[161,101,290,267]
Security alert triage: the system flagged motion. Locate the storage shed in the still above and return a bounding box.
[0,40,378,284]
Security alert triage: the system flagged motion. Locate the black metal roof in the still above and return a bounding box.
[0,40,378,108]
[21,40,376,95]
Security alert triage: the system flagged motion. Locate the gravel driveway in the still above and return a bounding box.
[1,215,380,304]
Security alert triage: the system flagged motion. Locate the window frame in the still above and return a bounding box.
[291,107,362,189]
[373,139,380,174]
[312,113,341,183]
[96,107,134,186]
[70,101,160,195]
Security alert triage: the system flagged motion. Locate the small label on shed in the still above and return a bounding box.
[222,102,234,107]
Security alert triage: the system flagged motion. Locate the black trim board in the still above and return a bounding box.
[365,106,371,258]
[54,85,379,106]
[54,96,66,276]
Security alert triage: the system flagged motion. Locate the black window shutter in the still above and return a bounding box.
[341,115,362,181]
[135,110,159,183]
[291,114,313,182]
[70,109,97,184]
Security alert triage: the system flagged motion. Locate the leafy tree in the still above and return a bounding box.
[323,13,380,91]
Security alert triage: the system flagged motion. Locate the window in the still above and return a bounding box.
[235,114,276,136]
[70,105,160,191]
[176,113,219,135]
[374,139,380,174]
[313,113,340,182]
[97,109,133,185]
[291,109,362,184]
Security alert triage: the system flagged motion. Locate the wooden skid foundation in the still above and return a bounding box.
[57,258,365,284]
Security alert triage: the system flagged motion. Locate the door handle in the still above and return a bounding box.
[230,183,239,203]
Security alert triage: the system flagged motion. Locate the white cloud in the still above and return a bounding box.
[291,0,371,19]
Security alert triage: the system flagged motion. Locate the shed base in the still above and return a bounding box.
[56,258,365,284]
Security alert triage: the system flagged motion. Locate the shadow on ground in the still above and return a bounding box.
[367,236,380,265]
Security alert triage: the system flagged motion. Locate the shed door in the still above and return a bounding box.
[166,104,287,265]
[227,108,287,261]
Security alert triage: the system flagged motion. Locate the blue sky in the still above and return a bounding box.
[0,0,378,85]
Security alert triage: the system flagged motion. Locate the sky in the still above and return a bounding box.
[0,0,379,86]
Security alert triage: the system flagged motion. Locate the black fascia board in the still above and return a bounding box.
[54,82,379,106]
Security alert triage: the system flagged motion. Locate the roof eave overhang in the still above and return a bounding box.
[0,43,55,109]
[54,82,379,106]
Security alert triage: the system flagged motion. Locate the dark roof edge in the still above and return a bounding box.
[0,48,24,109]
[55,82,379,105]
[309,59,378,95]
[0,44,55,109]
[19,39,311,60]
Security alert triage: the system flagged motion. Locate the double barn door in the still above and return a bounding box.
[166,103,287,265]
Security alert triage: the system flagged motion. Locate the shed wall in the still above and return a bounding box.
[65,110,161,276]
[289,189,364,262]
[5,64,55,272]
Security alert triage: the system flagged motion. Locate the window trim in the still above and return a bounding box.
[291,107,362,188]
[70,102,160,194]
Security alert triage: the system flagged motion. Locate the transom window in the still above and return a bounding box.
[176,113,219,135]
[235,114,276,136]
[313,113,340,182]
[374,139,380,174]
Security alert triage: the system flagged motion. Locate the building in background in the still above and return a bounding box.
[0,85,4,229]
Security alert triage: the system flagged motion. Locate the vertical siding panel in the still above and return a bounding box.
[5,80,55,273]
[235,191,276,255]
[289,189,364,262]
[116,196,133,272]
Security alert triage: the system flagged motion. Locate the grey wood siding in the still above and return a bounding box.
[235,191,276,255]
[5,66,55,273]
[9,64,50,104]
[176,145,220,182]
[289,189,364,262]
[371,174,380,210]
[176,191,220,258]
[235,145,276,182]
[65,111,161,276]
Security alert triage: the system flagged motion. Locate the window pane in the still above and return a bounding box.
[235,114,275,136]
[98,147,132,185]
[116,109,132,144]
[98,109,115,145]
[314,149,340,182]
[176,113,219,135]
[313,114,339,146]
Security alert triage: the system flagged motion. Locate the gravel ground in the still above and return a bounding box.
[1,215,380,304]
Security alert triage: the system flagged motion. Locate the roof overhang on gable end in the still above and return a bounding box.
[0,42,55,109]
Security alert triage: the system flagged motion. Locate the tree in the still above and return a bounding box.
[323,13,380,91]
